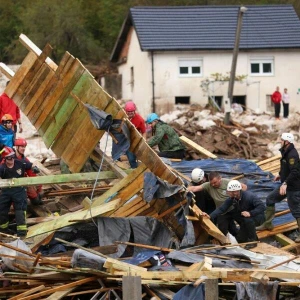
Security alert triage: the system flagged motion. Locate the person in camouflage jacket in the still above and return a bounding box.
[146,113,185,159]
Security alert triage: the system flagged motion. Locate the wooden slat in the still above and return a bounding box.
[180,136,218,158]
[27,199,121,237]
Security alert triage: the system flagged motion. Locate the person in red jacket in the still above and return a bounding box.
[14,138,43,205]
[271,86,282,120]
[124,101,146,168]
[0,81,23,133]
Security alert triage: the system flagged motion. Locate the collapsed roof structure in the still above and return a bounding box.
[0,35,299,299]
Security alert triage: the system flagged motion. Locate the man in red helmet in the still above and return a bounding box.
[0,147,33,237]
[124,101,146,168]
[0,81,23,133]
[0,114,14,148]
[14,138,43,205]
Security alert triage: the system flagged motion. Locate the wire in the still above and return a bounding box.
[89,125,111,228]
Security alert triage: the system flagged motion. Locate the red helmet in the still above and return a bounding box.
[14,138,27,147]
[1,146,15,158]
[124,101,136,112]
[1,114,13,122]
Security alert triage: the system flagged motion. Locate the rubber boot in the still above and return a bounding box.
[15,210,27,237]
[256,206,275,231]
[295,218,300,243]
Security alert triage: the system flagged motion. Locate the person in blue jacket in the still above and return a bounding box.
[0,114,14,148]
[208,180,265,246]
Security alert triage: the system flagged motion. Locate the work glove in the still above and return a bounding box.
[32,166,40,174]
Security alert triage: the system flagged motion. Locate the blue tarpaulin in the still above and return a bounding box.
[171,159,294,226]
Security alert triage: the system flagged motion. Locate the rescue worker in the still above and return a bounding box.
[188,171,247,236]
[124,101,146,168]
[256,133,300,234]
[0,114,14,148]
[0,81,23,133]
[0,147,33,237]
[208,180,265,247]
[190,168,215,214]
[14,138,43,205]
[146,113,185,159]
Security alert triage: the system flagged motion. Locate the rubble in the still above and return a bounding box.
[0,34,299,299]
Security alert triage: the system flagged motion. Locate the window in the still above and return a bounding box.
[179,59,202,77]
[175,96,190,104]
[250,58,274,76]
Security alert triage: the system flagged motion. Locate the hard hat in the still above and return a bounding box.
[281,133,294,143]
[14,138,27,147]
[146,113,159,124]
[1,146,15,158]
[124,101,136,112]
[191,168,205,183]
[1,114,13,122]
[227,180,242,192]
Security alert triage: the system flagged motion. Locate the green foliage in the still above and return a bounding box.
[0,0,299,64]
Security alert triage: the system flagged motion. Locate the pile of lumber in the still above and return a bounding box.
[171,108,276,160]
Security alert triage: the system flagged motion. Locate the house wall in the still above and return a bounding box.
[117,30,300,117]
[117,30,152,118]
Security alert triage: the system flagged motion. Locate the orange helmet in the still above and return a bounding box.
[1,114,13,122]
[14,138,27,147]
[1,146,15,158]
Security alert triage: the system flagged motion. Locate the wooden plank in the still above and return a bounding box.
[26,199,121,237]
[257,221,298,239]
[9,285,46,300]
[34,59,83,131]
[44,287,76,300]
[20,63,52,112]
[111,197,143,217]
[0,171,119,188]
[91,147,127,178]
[19,277,97,300]
[205,279,219,300]
[27,52,73,120]
[180,136,217,158]
[5,51,38,100]
[275,233,295,247]
[0,63,15,79]
[191,204,229,245]
[19,33,57,71]
[104,258,146,273]
[257,154,281,166]
[92,164,147,207]
[123,276,142,300]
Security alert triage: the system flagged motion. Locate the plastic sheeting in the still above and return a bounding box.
[97,216,175,258]
[235,281,279,300]
[171,159,294,225]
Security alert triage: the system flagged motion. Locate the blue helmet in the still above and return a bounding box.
[146,113,159,124]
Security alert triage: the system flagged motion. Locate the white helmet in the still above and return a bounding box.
[281,133,294,143]
[191,168,205,183]
[227,180,242,191]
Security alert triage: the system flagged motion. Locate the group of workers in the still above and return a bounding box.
[188,132,300,247]
[0,85,43,237]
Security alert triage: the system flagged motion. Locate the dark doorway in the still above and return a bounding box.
[232,95,246,109]
[175,96,190,104]
[208,96,222,110]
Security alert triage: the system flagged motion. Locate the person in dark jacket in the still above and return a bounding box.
[209,180,265,245]
[146,113,185,159]
[257,132,299,232]
[0,147,33,237]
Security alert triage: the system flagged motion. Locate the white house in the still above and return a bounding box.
[110,5,300,117]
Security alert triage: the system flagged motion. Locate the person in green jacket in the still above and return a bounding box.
[146,113,185,159]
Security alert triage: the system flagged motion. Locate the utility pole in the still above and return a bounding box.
[224,6,247,125]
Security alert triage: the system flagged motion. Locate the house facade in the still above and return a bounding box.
[111,5,300,118]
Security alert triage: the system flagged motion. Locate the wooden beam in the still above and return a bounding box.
[123,276,142,300]
[0,171,121,188]
[0,63,15,79]
[26,199,121,237]
[275,233,295,247]
[19,33,57,71]
[179,136,217,158]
